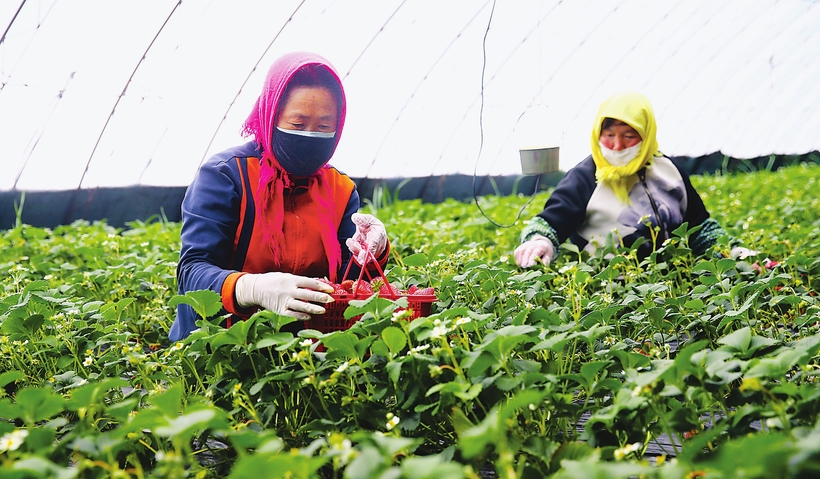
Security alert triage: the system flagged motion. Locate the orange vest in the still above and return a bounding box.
[221,157,355,318]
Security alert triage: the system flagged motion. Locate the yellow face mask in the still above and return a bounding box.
[590,92,660,203]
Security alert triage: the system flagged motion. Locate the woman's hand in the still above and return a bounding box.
[346,213,387,264]
[235,272,334,320]
[730,246,758,260]
[514,235,555,268]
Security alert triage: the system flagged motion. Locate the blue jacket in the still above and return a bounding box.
[522,155,726,258]
[169,141,362,341]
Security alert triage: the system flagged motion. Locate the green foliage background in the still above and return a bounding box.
[0,163,818,478]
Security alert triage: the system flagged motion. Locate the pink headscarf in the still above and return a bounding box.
[241,52,347,280]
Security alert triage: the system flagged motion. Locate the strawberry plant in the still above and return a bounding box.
[0,163,818,477]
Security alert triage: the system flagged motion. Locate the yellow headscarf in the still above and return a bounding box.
[590,91,660,203]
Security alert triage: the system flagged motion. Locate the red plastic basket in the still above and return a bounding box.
[309,251,436,334]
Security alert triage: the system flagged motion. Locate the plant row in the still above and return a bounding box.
[0,164,817,478]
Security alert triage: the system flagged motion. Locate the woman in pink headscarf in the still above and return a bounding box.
[170,52,388,341]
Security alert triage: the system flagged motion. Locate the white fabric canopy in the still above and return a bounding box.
[2,0,819,191]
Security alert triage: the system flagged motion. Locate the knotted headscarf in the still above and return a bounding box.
[590,91,660,203]
[241,52,347,280]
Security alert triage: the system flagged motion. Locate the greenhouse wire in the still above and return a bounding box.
[471,0,541,228]
[77,0,183,189]
[361,0,491,180]
[0,0,25,47]
[198,1,308,169]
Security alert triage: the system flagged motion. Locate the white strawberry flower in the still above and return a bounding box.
[0,429,28,452]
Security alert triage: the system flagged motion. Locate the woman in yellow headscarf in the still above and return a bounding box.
[514,92,752,267]
[590,92,659,204]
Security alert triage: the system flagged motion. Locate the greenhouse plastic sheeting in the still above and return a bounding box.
[2,0,820,191]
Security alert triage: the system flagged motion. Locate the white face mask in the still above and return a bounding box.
[599,141,642,166]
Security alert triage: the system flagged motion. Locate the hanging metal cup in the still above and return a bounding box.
[519,146,559,175]
[515,105,562,175]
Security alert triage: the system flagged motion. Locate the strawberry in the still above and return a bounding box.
[407,284,419,294]
[370,278,385,292]
[340,280,354,293]
[414,287,435,296]
[379,282,401,296]
[352,280,373,296]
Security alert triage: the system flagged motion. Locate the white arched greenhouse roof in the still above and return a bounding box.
[2,0,819,192]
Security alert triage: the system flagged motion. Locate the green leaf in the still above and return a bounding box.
[455,383,482,401]
[551,441,597,466]
[99,298,136,321]
[477,325,537,360]
[147,384,183,417]
[14,387,66,425]
[426,381,466,397]
[725,291,761,318]
[229,453,326,479]
[558,457,651,479]
[381,327,407,355]
[718,326,752,352]
[692,261,717,275]
[0,370,25,388]
[500,389,546,423]
[370,338,389,357]
[343,294,399,321]
[605,345,651,371]
[154,408,217,438]
[716,258,737,274]
[462,350,498,376]
[169,289,223,319]
[344,447,390,479]
[211,316,257,349]
[367,433,421,457]
[22,280,50,294]
[0,399,21,421]
[249,379,268,396]
[453,407,498,459]
[494,375,523,391]
[255,332,296,349]
[66,377,128,410]
[400,454,465,479]
[106,398,140,423]
[745,348,807,378]
[11,457,75,479]
[659,339,708,384]
[647,306,666,324]
[25,427,57,451]
[580,360,611,384]
[1,315,42,338]
[402,252,429,267]
[684,298,705,310]
[321,331,360,359]
[560,242,580,255]
[386,360,403,384]
[530,331,572,353]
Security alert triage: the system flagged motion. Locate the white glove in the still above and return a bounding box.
[514,235,555,268]
[730,246,759,260]
[345,213,388,264]
[234,272,334,320]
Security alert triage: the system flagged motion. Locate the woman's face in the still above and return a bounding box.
[276,85,338,133]
[600,120,641,150]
